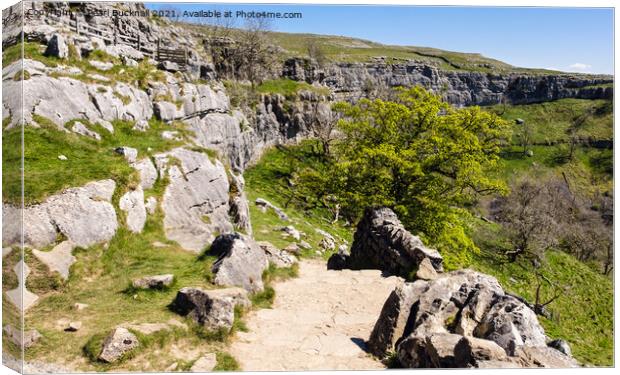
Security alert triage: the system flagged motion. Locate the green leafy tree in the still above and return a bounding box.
[297,87,510,265]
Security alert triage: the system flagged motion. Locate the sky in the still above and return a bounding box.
[146,3,614,74]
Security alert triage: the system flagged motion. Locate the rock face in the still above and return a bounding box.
[209,233,268,293]
[2,180,117,249]
[44,34,68,58]
[98,327,139,363]
[346,207,443,277]
[368,269,578,368]
[170,287,250,331]
[283,57,613,106]
[157,148,234,252]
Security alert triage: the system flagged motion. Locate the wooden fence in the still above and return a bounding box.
[44,12,188,69]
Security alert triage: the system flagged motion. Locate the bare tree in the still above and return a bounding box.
[236,18,276,87]
[305,39,326,67]
[566,106,594,160]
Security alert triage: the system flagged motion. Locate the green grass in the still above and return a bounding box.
[244,141,353,257]
[470,219,613,366]
[257,78,331,98]
[214,352,240,371]
[486,99,613,145]
[2,116,188,204]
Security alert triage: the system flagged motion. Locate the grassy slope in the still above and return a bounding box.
[242,97,614,366]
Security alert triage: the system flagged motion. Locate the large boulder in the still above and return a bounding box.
[2,180,118,248]
[158,148,234,252]
[348,207,443,277]
[170,287,250,331]
[209,233,268,293]
[370,269,578,368]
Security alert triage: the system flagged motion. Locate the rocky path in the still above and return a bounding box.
[229,260,402,371]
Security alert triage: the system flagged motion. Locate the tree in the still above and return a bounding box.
[297,86,511,254]
[566,105,594,160]
[236,18,276,87]
[305,39,326,67]
[496,177,570,262]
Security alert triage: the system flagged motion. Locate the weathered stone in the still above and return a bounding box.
[44,34,68,58]
[425,333,463,368]
[133,119,149,132]
[74,303,89,311]
[132,158,157,189]
[368,280,428,357]
[159,148,233,252]
[514,346,579,368]
[32,240,76,280]
[170,287,249,331]
[283,243,300,255]
[71,121,101,140]
[454,336,508,367]
[5,260,39,311]
[132,274,174,289]
[89,60,114,71]
[548,339,572,357]
[255,198,289,221]
[415,257,438,280]
[281,226,301,240]
[115,146,138,163]
[190,353,217,372]
[58,154,68,161]
[3,325,42,348]
[119,186,146,233]
[96,119,114,133]
[349,207,443,277]
[209,233,268,293]
[258,241,297,268]
[98,327,139,363]
[474,295,547,355]
[159,61,180,72]
[66,321,82,332]
[228,173,252,235]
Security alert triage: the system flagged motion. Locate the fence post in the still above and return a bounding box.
[157,38,160,60]
[137,33,141,51]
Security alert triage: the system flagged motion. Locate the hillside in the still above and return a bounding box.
[1,1,614,372]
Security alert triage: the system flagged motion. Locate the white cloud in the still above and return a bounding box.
[568,63,592,72]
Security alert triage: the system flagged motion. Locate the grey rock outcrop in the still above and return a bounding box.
[2,180,117,249]
[115,146,138,163]
[190,353,217,372]
[98,327,139,363]
[32,240,76,280]
[283,57,613,106]
[228,172,252,235]
[347,207,443,277]
[255,198,289,221]
[369,269,578,368]
[132,158,158,190]
[170,287,250,331]
[209,233,268,293]
[258,241,298,268]
[3,325,42,349]
[157,148,233,252]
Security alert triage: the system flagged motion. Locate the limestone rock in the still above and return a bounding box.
[209,233,268,293]
[132,274,174,290]
[255,198,289,221]
[44,34,68,58]
[415,257,438,280]
[228,173,252,235]
[119,186,146,233]
[281,226,301,240]
[66,321,82,332]
[132,158,157,189]
[98,327,139,363]
[3,325,42,348]
[367,280,428,357]
[349,207,443,277]
[171,287,249,331]
[453,336,508,367]
[133,119,149,132]
[159,148,233,252]
[258,241,297,268]
[115,146,138,163]
[71,121,101,140]
[191,353,217,372]
[514,346,579,368]
[32,240,76,280]
[548,339,572,357]
[5,260,39,311]
[74,303,89,311]
[89,60,114,71]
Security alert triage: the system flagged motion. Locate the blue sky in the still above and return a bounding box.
[147,3,614,74]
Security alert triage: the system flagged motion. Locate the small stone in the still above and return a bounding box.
[415,257,438,280]
[3,325,42,348]
[74,303,89,311]
[58,155,68,161]
[71,121,101,140]
[98,327,139,363]
[548,339,572,357]
[299,241,312,250]
[115,146,138,163]
[283,243,300,255]
[132,274,174,290]
[280,226,301,240]
[526,150,534,157]
[165,362,178,371]
[145,196,158,214]
[190,353,217,372]
[133,120,149,132]
[65,321,82,332]
[89,60,113,71]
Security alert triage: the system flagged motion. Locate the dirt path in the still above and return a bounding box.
[229,260,403,371]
